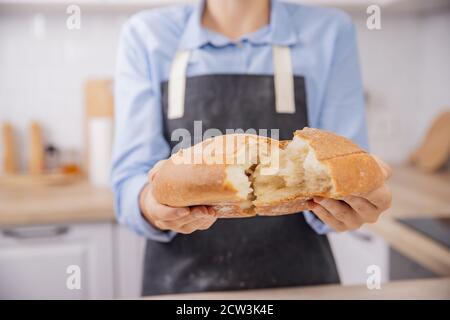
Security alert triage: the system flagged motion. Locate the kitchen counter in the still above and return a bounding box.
[0,180,115,227]
[366,165,450,277]
[147,277,450,300]
[368,217,450,277]
[385,165,450,219]
[0,166,448,275]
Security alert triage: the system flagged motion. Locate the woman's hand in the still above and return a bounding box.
[139,161,217,234]
[310,155,392,232]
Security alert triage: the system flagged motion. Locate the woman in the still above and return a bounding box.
[112,0,392,295]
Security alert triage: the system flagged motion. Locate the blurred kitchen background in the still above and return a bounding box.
[0,0,449,299]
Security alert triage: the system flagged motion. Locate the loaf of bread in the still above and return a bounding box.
[152,128,384,218]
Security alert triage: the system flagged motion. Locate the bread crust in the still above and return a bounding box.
[152,128,385,217]
[152,134,278,208]
[295,127,384,197]
[255,197,313,216]
[323,153,384,197]
[211,204,256,218]
[152,160,240,207]
[294,127,362,160]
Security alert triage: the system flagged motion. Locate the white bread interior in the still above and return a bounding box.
[225,135,332,207]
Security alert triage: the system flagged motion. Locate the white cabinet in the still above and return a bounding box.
[328,226,390,285]
[113,225,146,298]
[0,223,114,299]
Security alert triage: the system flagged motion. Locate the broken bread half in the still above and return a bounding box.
[152,128,384,218]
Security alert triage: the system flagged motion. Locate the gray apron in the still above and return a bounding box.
[142,46,340,295]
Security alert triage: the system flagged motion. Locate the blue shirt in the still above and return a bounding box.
[112,0,368,241]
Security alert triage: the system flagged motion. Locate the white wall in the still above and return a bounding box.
[416,11,450,155]
[354,10,450,163]
[0,11,127,171]
[355,14,422,163]
[1,7,449,171]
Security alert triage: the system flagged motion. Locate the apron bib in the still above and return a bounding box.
[142,46,340,295]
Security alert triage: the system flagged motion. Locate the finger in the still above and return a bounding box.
[178,216,217,234]
[197,217,217,230]
[361,184,392,211]
[206,206,217,217]
[371,154,392,180]
[342,195,380,223]
[310,203,346,232]
[191,206,215,218]
[160,206,213,228]
[148,199,190,221]
[314,197,362,229]
[159,215,201,231]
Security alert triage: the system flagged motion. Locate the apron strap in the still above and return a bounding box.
[167,46,296,119]
[273,45,296,114]
[168,50,190,119]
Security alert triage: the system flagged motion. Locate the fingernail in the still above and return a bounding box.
[205,206,216,216]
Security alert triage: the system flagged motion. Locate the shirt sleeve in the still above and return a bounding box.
[111,19,176,242]
[305,16,368,234]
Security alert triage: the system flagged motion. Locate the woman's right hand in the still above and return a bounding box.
[139,161,217,234]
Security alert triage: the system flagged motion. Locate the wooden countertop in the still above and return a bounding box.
[368,217,450,276]
[366,165,450,277]
[386,165,450,219]
[147,277,450,300]
[0,181,115,227]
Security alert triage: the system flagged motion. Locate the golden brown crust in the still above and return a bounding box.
[211,204,256,218]
[294,127,384,199]
[152,129,385,218]
[152,160,239,207]
[152,134,278,208]
[322,153,384,198]
[213,196,312,217]
[294,127,363,160]
[255,196,313,216]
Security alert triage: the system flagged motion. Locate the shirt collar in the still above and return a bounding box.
[178,0,299,50]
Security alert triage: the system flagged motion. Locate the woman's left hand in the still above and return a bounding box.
[310,156,392,232]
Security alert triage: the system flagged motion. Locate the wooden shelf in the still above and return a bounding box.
[0,180,114,227]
